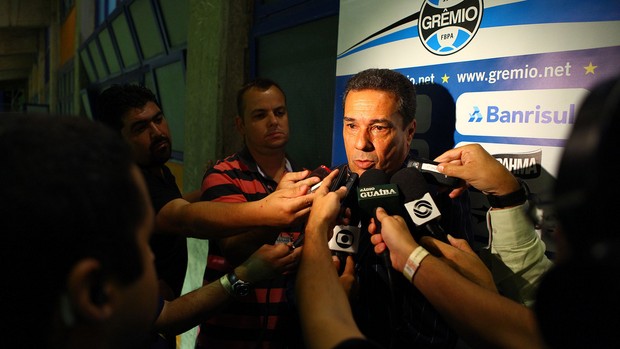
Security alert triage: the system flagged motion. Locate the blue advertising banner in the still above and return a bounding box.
[333,0,620,245]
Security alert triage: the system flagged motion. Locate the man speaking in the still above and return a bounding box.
[339,68,473,348]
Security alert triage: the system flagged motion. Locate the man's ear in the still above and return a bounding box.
[65,258,113,322]
[235,115,245,135]
[406,119,416,145]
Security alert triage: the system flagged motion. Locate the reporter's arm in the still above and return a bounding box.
[155,243,292,337]
[435,144,552,305]
[182,189,202,203]
[296,171,366,349]
[371,208,544,349]
[155,170,318,240]
[483,203,554,306]
[410,253,544,349]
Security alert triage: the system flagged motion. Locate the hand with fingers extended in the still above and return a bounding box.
[419,235,497,293]
[260,169,321,227]
[235,243,302,283]
[433,143,520,199]
[305,169,349,234]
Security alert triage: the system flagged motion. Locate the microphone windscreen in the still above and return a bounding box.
[357,168,400,218]
[390,167,428,201]
[390,167,442,227]
[359,168,390,187]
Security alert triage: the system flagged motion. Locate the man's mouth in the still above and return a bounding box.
[354,159,375,169]
[266,130,286,138]
[151,139,170,152]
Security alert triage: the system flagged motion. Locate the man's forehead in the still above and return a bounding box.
[243,89,285,112]
[245,87,284,102]
[124,103,162,123]
[343,112,402,126]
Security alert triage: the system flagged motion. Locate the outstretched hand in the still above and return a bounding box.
[236,243,302,283]
[305,169,349,232]
[260,170,321,227]
[434,144,520,199]
[420,235,497,292]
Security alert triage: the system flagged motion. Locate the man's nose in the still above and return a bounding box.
[354,129,373,151]
[267,111,278,125]
[149,122,164,136]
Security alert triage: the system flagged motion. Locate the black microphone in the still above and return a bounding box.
[390,167,449,243]
[356,169,399,320]
[356,169,401,220]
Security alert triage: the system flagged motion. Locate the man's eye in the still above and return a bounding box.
[132,124,147,134]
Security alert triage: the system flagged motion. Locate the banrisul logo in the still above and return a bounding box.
[418,0,483,56]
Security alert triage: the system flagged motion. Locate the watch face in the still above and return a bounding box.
[228,272,251,297]
[233,283,250,297]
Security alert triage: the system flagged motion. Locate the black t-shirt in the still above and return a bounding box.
[140,165,187,300]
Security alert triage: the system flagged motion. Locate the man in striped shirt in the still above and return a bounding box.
[198,78,309,349]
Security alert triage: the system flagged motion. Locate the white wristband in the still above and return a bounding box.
[219,274,233,296]
[403,246,430,282]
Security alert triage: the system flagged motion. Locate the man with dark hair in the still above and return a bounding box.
[97,84,187,301]
[1,114,158,348]
[0,114,313,349]
[339,68,473,348]
[197,77,306,349]
[342,68,418,176]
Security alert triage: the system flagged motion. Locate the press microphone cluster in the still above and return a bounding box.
[327,166,449,255]
[328,169,401,255]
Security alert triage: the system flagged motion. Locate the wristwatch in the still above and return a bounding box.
[220,272,251,297]
[486,179,529,208]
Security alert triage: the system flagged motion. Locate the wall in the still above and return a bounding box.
[333,0,620,247]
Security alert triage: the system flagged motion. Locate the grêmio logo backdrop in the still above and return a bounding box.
[331,0,620,247]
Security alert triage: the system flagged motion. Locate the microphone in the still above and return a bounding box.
[390,167,449,243]
[356,169,401,220]
[327,224,361,254]
[355,169,399,311]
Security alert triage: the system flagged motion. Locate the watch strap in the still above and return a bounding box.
[486,179,529,208]
[219,274,233,296]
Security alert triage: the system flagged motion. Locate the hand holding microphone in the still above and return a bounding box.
[355,168,403,289]
[368,207,420,273]
[296,169,348,248]
[433,144,521,199]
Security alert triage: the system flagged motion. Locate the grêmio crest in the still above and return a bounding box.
[418,0,483,56]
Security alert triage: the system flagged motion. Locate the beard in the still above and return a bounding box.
[148,137,171,166]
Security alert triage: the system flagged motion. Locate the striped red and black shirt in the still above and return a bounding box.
[196,147,304,349]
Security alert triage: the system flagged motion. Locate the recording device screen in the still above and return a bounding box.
[307,165,332,192]
[307,165,358,194]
